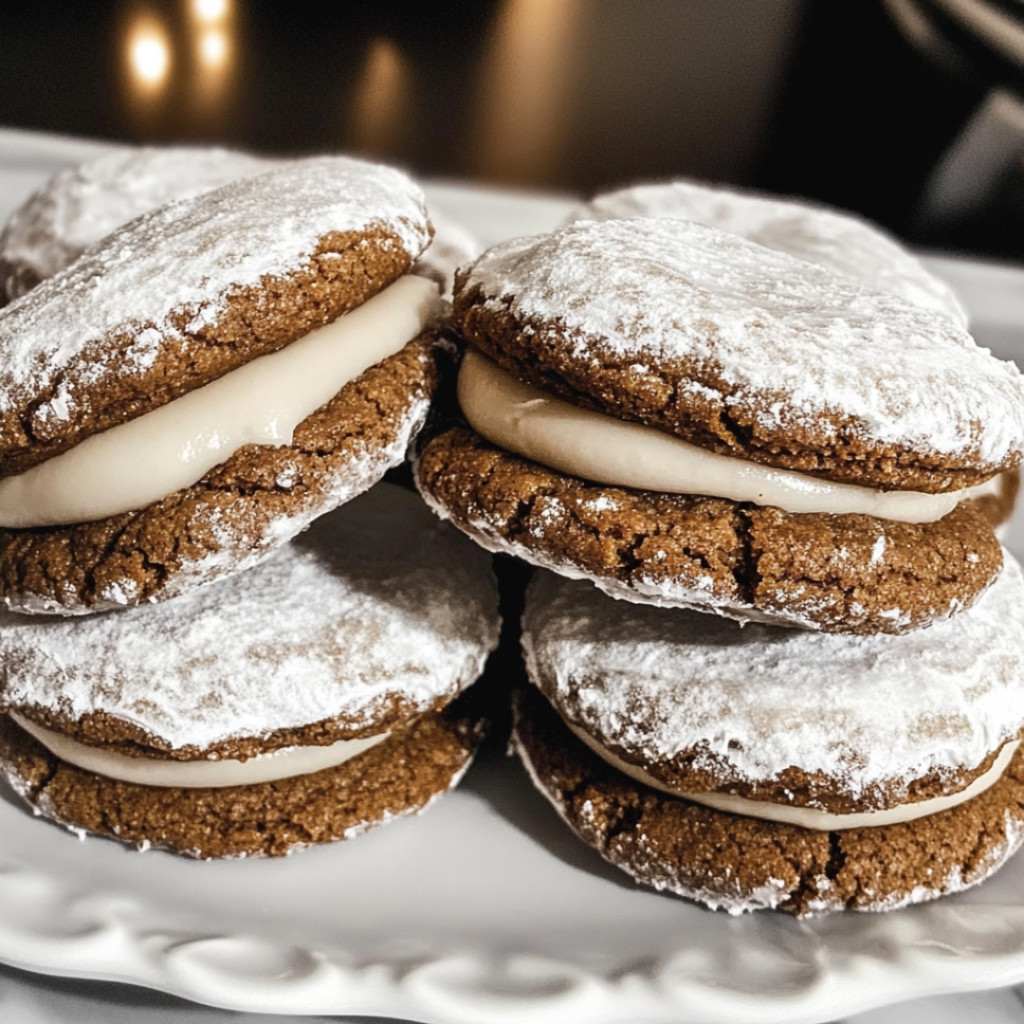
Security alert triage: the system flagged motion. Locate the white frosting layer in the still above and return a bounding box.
[463,220,1024,470]
[11,712,387,789]
[567,721,1019,830]
[0,484,500,750]
[521,555,1024,808]
[0,275,442,528]
[459,350,960,523]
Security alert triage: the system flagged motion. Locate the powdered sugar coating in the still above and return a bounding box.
[0,146,275,301]
[574,180,968,325]
[465,219,1024,470]
[0,483,500,748]
[414,207,481,298]
[0,155,431,421]
[522,554,1024,807]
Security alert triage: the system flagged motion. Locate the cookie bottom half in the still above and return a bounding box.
[0,700,484,859]
[417,426,1002,634]
[512,686,1024,915]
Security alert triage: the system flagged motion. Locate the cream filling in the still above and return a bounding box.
[459,350,962,524]
[0,275,443,528]
[11,712,388,789]
[566,721,1019,830]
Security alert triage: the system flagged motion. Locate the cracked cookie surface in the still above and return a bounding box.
[416,426,1002,634]
[521,558,1024,814]
[512,685,1024,915]
[0,146,276,306]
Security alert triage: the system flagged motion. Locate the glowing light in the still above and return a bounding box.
[350,38,410,156]
[199,27,229,69]
[127,18,171,91]
[193,0,229,24]
[472,0,582,184]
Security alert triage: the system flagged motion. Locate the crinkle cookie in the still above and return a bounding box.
[573,179,968,325]
[0,145,275,304]
[0,484,500,859]
[0,155,446,615]
[514,555,1024,914]
[416,218,1024,633]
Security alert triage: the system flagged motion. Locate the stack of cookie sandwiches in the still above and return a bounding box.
[0,152,500,855]
[416,201,1024,912]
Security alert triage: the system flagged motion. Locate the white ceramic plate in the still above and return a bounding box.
[3,129,1024,1024]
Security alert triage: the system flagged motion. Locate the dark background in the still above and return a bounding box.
[1,0,1022,259]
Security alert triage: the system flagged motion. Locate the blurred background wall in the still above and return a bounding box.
[1,0,1021,259]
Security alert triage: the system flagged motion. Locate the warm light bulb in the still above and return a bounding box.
[193,0,229,24]
[128,22,171,89]
[350,37,410,155]
[199,27,228,68]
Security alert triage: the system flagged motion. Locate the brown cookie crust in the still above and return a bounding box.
[453,287,1009,493]
[0,333,442,614]
[7,688,456,762]
[0,227,417,478]
[972,468,1020,530]
[0,701,484,859]
[513,686,1024,915]
[417,426,1002,634]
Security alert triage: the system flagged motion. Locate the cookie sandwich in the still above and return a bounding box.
[0,484,500,858]
[514,555,1024,914]
[0,145,274,305]
[417,218,1024,633]
[0,154,446,614]
[576,178,1019,532]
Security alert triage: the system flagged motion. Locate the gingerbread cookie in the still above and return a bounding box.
[0,155,445,614]
[0,145,274,305]
[574,179,968,325]
[514,554,1024,914]
[417,218,1024,633]
[0,484,500,858]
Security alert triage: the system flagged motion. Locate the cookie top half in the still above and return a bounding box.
[574,180,968,325]
[0,146,275,303]
[454,219,1024,491]
[0,484,499,758]
[0,155,432,478]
